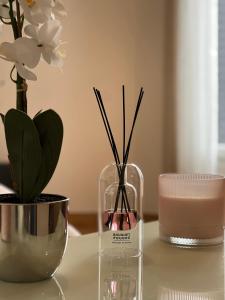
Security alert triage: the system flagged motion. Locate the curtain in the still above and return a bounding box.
[175,0,218,173]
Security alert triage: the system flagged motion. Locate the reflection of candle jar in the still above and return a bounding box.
[153,237,224,299]
[158,174,224,246]
[158,287,222,300]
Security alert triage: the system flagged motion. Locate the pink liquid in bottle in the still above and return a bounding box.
[103,211,138,231]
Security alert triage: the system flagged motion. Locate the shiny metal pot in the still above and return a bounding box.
[0,194,69,282]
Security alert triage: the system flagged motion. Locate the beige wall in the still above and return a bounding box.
[0,0,167,213]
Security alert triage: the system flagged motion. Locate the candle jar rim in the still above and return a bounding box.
[159,173,224,182]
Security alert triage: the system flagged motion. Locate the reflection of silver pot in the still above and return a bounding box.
[0,277,65,300]
[98,256,143,300]
[0,194,69,282]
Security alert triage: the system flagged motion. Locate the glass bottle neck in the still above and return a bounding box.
[113,163,128,185]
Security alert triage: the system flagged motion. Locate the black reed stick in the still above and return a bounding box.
[122,85,125,163]
[96,89,122,168]
[121,85,132,216]
[93,88,121,168]
[124,88,144,165]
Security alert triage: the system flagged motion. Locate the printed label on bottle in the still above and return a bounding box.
[112,232,132,244]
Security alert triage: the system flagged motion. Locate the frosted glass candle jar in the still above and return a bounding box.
[158,174,225,246]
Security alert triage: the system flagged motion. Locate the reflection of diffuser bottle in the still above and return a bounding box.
[99,163,143,257]
[98,255,143,300]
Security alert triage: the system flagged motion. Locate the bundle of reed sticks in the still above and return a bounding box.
[93,86,144,230]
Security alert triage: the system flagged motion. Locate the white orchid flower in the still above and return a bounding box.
[52,0,66,18]
[24,20,64,67]
[19,0,53,25]
[0,38,38,80]
[0,0,10,19]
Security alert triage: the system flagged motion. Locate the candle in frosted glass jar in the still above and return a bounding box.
[158,174,225,246]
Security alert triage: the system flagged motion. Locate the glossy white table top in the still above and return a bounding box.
[0,221,223,299]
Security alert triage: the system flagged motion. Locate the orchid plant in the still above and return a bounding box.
[0,0,66,202]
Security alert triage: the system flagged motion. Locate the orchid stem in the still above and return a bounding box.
[16,0,22,36]
[8,0,19,39]
[17,74,27,113]
[8,0,27,113]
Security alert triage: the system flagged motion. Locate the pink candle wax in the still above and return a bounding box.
[159,195,224,239]
[158,174,225,245]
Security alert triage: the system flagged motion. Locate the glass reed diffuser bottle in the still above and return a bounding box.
[93,86,144,257]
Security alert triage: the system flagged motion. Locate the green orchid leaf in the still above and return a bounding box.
[30,109,63,198]
[4,109,42,202]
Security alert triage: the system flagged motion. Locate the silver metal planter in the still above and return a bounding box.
[0,193,69,282]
